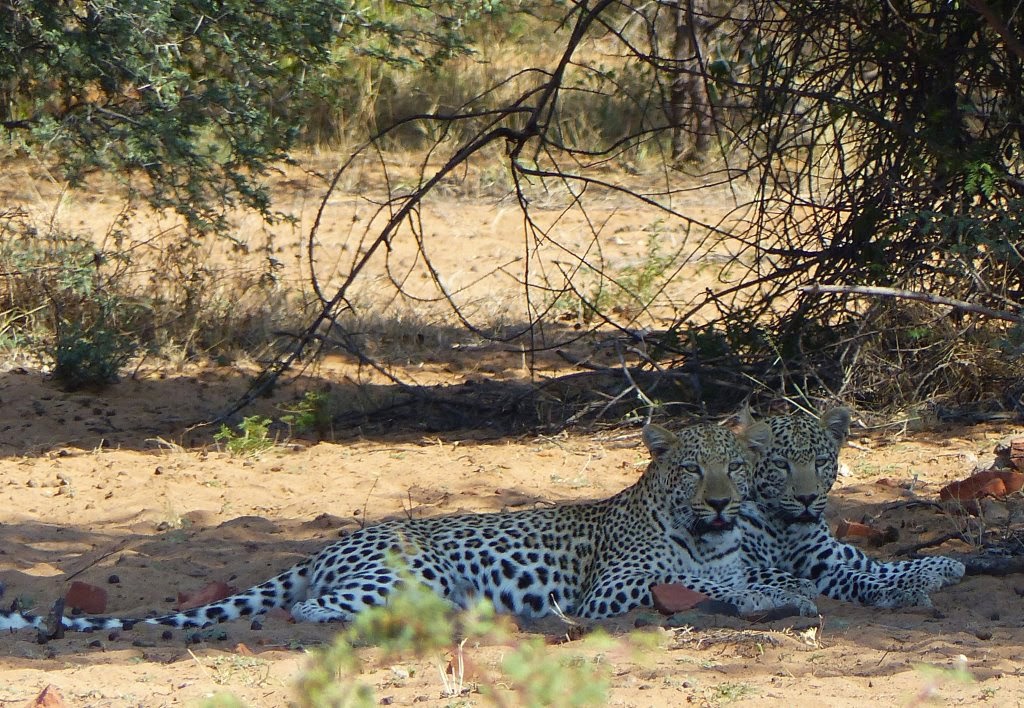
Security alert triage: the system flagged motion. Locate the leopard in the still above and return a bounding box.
[737,406,965,608]
[0,421,818,635]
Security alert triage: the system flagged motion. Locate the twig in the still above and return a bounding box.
[800,283,1024,325]
[64,541,133,583]
[890,530,961,557]
[965,0,1024,63]
[359,478,379,530]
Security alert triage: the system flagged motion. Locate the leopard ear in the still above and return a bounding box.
[736,403,756,429]
[739,420,773,459]
[821,406,852,446]
[642,424,678,459]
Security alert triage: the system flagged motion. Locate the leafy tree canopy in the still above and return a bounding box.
[0,0,504,232]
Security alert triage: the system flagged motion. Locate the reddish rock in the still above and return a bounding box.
[175,580,236,610]
[998,467,1024,493]
[64,581,107,614]
[939,469,1018,502]
[1010,440,1024,472]
[650,583,709,614]
[26,685,66,708]
[835,520,898,546]
[268,607,296,623]
[836,519,875,540]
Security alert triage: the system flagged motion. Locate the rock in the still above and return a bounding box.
[651,583,710,614]
[743,603,805,622]
[938,469,1024,502]
[835,519,899,546]
[65,581,108,614]
[979,499,1011,525]
[1011,440,1024,472]
[26,685,66,708]
[175,581,236,610]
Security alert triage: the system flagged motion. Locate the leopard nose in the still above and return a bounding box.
[706,497,731,513]
[795,493,818,507]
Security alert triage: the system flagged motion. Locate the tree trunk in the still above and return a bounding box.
[669,0,712,163]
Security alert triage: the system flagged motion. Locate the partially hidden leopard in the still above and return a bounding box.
[0,421,818,635]
[737,406,965,608]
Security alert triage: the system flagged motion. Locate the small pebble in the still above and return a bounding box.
[88,639,102,648]
[250,620,263,631]
[107,575,120,584]
[975,629,993,640]
[162,630,174,640]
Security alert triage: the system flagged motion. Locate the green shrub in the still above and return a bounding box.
[280,391,334,438]
[294,569,609,707]
[214,416,276,457]
[50,302,138,390]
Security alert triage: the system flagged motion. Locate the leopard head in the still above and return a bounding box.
[743,407,852,524]
[641,421,773,536]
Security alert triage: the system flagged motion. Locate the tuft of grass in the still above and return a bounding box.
[214,416,276,457]
[700,681,757,705]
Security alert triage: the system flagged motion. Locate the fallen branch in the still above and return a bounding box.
[961,553,1024,577]
[890,530,961,557]
[800,283,1024,325]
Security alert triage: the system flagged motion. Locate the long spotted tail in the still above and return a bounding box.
[0,561,311,634]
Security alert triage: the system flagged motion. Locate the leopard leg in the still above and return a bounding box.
[745,566,818,599]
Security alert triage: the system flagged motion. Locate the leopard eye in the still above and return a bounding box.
[728,461,745,473]
[682,462,701,475]
[815,456,831,467]
[771,457,789,470]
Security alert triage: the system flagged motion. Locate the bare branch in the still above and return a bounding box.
[800,283,1024,326]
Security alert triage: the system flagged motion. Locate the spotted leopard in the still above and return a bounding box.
[0,422,817,635]
[738,407,965,608]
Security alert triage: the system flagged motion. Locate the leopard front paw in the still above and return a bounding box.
[920,556,965,586]
[790,577,820,598]
[738,587,819,617]
[879,556,965,592]
[869,585,933,609]
[787,593,820,617]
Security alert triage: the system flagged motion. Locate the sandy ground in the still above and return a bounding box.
[2,164,1024,706]
[1,362,1024,707]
